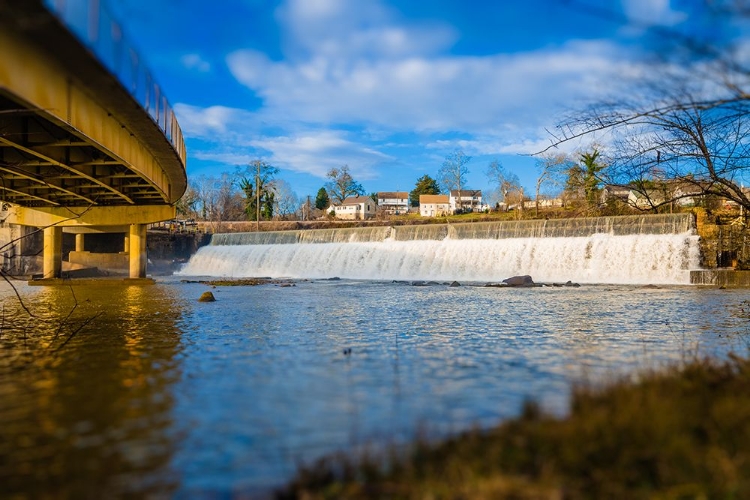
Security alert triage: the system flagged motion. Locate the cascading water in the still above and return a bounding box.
[178,214,701,284]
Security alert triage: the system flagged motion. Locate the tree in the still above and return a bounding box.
[273,179,300,220]
[438,150,471,212]
[486,159,521,211]
[545,5,750,213]
[561,149,606,214]
[409,174,440,207]
[175,183,200,219]
[315,187,330,210]
[239,160,279,221]
[217,172,245,221]
[534,153,571,216]
[325,165,365,204]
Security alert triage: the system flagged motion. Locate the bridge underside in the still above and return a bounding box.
[0,93,168,208]
[0,1,187,280]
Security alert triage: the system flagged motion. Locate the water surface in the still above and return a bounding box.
[0,279,747,497]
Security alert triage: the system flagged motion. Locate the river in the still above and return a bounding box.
[1,278,748,497]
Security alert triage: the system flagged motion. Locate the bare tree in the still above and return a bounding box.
[486,159,521,211]
[534,153,571,216]
[325,165,365,204]
[438,150,471,212]
[175,183,201,219]
[544,3,750,213]
[273,179,300,220]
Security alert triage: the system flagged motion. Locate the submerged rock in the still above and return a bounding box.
[198,291,216,302]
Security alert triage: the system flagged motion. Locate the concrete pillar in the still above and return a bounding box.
[75,233,85,252]
[43,226,62,279]
[123,234,129,253]
[128,224,147,278]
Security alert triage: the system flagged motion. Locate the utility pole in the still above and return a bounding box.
[256,161,260,232]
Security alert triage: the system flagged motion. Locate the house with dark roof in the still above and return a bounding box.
[377,191,409,215]
[449,190,482,213]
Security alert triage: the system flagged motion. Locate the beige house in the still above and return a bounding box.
[329,196,376,220]
[419,194,450,217]
[377,191,409,215]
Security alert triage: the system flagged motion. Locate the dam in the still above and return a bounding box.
[179,214,700,285]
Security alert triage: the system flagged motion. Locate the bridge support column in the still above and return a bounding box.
[75,233,85,252]
[43,226,62,279]
[128,224,147,278]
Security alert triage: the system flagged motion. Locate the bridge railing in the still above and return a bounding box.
[42,0,187,165]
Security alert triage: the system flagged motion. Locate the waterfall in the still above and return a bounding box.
[178,214,700,284]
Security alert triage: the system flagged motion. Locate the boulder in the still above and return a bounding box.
[502,275,534,286]
[449,281,461,287]
[198,291,216,302]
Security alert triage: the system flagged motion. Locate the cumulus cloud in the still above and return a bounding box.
[227,38,634,138]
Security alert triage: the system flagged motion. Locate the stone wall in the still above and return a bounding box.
[694,208,750,269]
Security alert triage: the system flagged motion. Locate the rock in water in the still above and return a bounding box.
[198,291,216,302]
[449,281,461,287]
[502,275,534,286]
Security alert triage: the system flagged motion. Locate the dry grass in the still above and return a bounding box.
[277,353,750,499]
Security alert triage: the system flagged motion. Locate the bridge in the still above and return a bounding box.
[0,0,187,279]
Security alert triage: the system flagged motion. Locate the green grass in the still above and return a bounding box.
[277,353,750,499]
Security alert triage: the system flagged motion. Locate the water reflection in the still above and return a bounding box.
[1,280,749,496]
[0,283,184,498]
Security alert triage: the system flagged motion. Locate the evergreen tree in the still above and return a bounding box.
[315,187,330,210]
[409,174,440,207]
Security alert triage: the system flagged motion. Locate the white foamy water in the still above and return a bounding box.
[178,232,701,284]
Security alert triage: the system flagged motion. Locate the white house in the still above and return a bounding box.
[377,191,409,215]
[449,190,482,213]
[329,196,376,220]
[419,194,450,217]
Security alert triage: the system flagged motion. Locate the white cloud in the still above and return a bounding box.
[250,131,393,179]
[227,39,635,139]
[173,104,253,137]
[622,0,687,27]
[275,0,456,60]
[180,53,212,72]
[183,0,663,188]
[174,102,393,179]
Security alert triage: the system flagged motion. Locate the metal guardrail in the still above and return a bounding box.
[42,0,187,165]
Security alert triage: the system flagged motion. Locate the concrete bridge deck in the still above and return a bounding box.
[0,0,187,279]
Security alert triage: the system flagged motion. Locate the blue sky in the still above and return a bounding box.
[103,0,720,201]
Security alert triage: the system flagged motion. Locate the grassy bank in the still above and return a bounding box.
[278,353,750,499]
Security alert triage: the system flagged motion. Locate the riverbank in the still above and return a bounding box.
[279,352,750,499]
